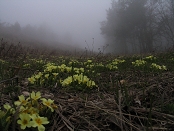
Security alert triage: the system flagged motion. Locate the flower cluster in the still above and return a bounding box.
[28,62,96,89]
[27,56,168,91]
[144,55,156,61]
[151,63,167,70]
[132,59,146,67]
[112,59,125,64]
[62,73,96,87]
[23,63,31,68]
[0,91,57,131]
[106,59,125,70]
[106,64,118,70]
[84,59,94,68]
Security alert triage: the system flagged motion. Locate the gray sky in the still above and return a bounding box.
[0,0,111,51]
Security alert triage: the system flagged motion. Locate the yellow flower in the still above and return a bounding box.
[73,74,79,80]
[62,77,72,86]
[28,107,39,115]
[87,80,96,87]
[60,64,66,72]
[45,65,57,72]
[106,64,118,70]
[19,106,29,113]
[74,68,80,73]
[52,73,58,77]
[78,74,89,84]
[15,95,28,106]
[90,64,94,68]
[17,113,32,130]
[145,55,156,60]
[23,64,30,68]
[41,98,54,112]
[69,61,72,65]
[45,74,49,79]
[79,68,84,72]
[66,67,72,72]
[28,77,36,84]
[162,65,167,70]
[87,59,92,63]
[20,106,39,115]
[30,91,41,101]
[35,72,43,79]
[151,63,167,70]
[132,60,146,66]
[30,114,49,131]
[60,64,66,68]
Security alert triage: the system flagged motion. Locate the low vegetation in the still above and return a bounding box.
[0,39,174,131]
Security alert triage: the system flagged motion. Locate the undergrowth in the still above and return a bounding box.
[0,39,174,131]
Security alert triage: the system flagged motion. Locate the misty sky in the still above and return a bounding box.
[0,0,111,51]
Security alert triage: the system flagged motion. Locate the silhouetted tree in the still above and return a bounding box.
[100,0,132,54]
[100,0,171,54]
[157,0,174,48]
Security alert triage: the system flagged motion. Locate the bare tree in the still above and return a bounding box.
[157,0,174,48]
[100,0,174,54]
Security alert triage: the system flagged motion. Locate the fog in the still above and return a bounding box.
[0,0,111,52]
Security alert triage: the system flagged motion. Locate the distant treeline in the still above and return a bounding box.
[0,21,59,46]
[100,0,174,54]
[0,21,85,54]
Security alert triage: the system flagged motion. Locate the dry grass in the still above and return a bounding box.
[0,40,174,131]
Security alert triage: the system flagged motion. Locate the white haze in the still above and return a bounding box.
[0,0,111,51]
